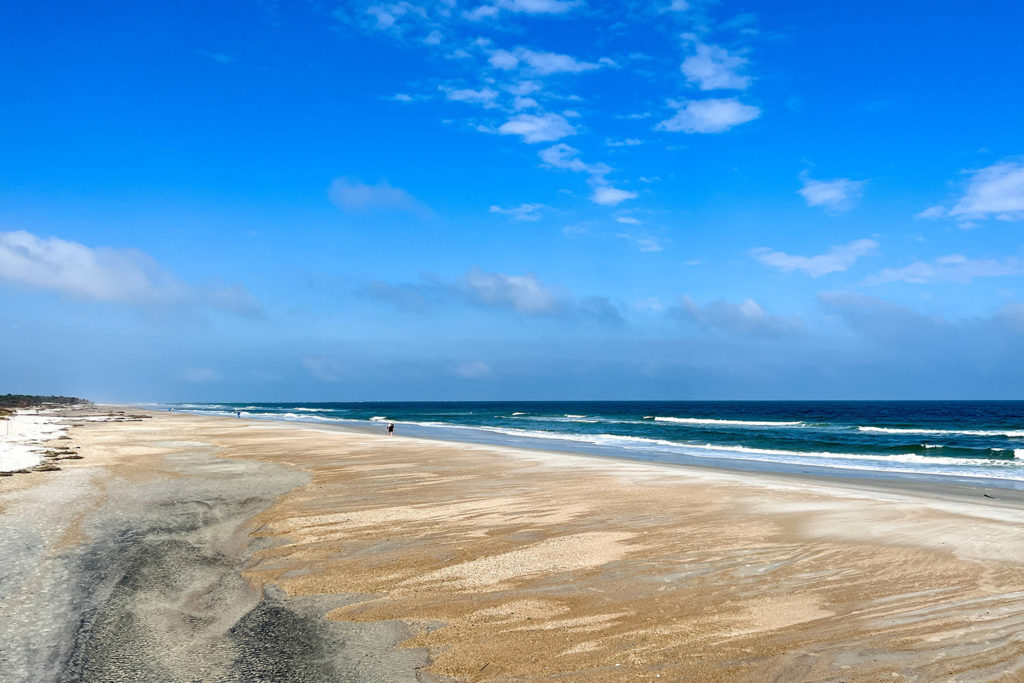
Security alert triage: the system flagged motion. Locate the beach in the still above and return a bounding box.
[4,409,1024,681]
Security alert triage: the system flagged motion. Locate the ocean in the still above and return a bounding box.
[161,401,1024,489]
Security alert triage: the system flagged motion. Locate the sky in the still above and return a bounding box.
[2,0,1024,401]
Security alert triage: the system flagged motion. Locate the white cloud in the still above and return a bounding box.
[366,267,621,323]
[497,113,576,143]
[489,49,520,69]
[489,48,602,75]
[656,98,761,134]
[462,267,560,314]
[0,230,260,314]
[539,146,633,207]
[752,239,878,278]
[680,43,750,90]
[798,174,866,212]
[423,29,442,45]
[466,0,580,20]
[866,254,1024,285]
[666,0,689,10]
[506,80,542,96]
[672,296,803,337]
[454,360,493,379]
[539,143,587,171]
[539,143,610,176]
[615,216,641,224]
[366,2,427,29]
[591,185,639,206]
[489,203,548,221]
[442,86,499,106]
[328,177,427,213]
[606,138,643,147]
[915,205,946,219]
[949,160,1024,221]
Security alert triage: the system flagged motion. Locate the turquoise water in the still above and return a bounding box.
[161,401,1024,488]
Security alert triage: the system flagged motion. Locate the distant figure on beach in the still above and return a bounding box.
[388,422,395,436]
[236,410,241,418]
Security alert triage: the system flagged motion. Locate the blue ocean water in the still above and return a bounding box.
[160,401,1024,489]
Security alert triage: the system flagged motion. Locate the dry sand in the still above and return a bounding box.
[5,410,1024,681]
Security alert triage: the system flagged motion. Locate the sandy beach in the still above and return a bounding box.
[4,409,1024,681]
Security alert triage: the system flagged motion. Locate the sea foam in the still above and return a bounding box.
[651,417,806,427]
[859,426,1024,438]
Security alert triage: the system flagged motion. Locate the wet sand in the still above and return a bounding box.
[5,410,1024,681]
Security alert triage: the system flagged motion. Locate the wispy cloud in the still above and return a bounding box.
[465,0,581,21]
[616,232,663,252]
[818,292,937,343]
[365,267,623,323]
[497,112,576,143]
[798,173,866,212]
[489,48,605,75]
[539,143,610,176]
[591,185,639,206]
[949,160,1024,221]
[537,144,636,207]
[671,296,803,337]
[0,230,260,315]
[365,2,428,29]
[657,98,761,133]
[819,292,1024,351]
[866,253,1024,285]
[361,280,436,312]
[442,85,500,107]
[328,177,428,213]
[915,205,946,219]
[489,203,548,221]
[752,239,878,277]
[680,42,750,90]
[461,267,560,313]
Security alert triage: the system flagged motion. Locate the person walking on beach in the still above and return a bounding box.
[387,422,395,436]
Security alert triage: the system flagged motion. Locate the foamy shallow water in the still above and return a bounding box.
[0,412,69,472]
[158,401,1024,489]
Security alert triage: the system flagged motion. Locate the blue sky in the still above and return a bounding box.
[2,0,1024,401]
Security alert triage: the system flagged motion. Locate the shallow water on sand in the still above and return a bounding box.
[162,401,1024,488]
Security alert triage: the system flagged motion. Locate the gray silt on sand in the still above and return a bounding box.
[1,437,440,683]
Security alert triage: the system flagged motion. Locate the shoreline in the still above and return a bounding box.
[156,404,1024,494]
[167,408,1024,510]
[5,409,1024,680]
